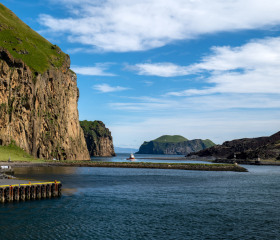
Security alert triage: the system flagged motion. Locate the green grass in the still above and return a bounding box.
[202,139,216,148]
[0,3,67,73]
[80,120,109,138]
[80,120,100,132]
[153,135,188,143]
[0,143,42,161]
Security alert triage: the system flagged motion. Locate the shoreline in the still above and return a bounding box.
[0,161,248,172]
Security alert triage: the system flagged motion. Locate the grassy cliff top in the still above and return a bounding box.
[202,139,216,148]
[0,3,67,73]
[153,135,189,143]
[80,120,110,138]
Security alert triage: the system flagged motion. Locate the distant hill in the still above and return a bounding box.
[188,131,280,161]
[153,135,188,143]
[136,135,215,155]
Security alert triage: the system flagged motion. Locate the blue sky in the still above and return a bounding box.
[2,0,280,148]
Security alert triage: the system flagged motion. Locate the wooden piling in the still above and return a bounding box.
[0,181,62,203]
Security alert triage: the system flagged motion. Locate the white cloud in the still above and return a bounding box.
[143,81,154,86]
[110,94,280,112]
[72,64,115,76]
[40,0,280,52]
[156,37,280,95]
[131,63,192,77]
[93,83,129,93]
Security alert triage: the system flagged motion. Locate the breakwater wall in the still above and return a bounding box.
[73,162,248,172]
[0,180,62,203]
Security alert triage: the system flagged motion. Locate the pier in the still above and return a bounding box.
[0,179,62,203]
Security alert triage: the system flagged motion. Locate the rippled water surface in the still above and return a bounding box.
[1,163,280,240]
[91,153,211,163]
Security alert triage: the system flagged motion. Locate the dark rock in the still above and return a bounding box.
[80,120,116,157]
[188,131,280,160]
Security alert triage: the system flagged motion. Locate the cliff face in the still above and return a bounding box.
[0,48,90,160]
[136,136,215,155]
[80,120,115,157]
[188,131,280,160]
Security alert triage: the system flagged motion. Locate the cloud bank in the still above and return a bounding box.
[41,0,280,52]
[128,37,280,95]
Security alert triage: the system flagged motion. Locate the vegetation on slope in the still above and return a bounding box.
[137,135,215,155]
[202,139,216,148]
[0,3,67,73]
[0,142,40,161]
[153,135,188,143]
[80,120,115,157]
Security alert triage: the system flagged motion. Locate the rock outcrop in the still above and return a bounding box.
[188,131,280,160]
[0,48,90,160]
[0,4,90,160]
[136,135,215,155]
[80,120,115,157]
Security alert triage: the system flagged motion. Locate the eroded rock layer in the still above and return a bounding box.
[0,48,90,160]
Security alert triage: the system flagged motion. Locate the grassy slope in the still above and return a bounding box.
[0,144,42,161]
[153,135,188,143]
[80,120,108,139]
[0,3,66,73]
[202,139,216,148]
[150,135,215,146]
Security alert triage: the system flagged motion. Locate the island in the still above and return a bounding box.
[137,135,215,155]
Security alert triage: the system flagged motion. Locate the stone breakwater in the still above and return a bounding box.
[2,161,247,172]
[83,162,248,172]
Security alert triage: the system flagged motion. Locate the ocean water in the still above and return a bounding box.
[1,163,280,239]
[91,153,211,164]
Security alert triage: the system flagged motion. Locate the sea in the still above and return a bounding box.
[1,153,280,240]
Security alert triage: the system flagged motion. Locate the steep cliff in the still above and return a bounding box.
[136,135,215,155]
[0,4,90,160]
[80,120,115,157]
[188,131,280,160]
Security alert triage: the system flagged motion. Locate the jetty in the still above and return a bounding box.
[0,179,62,203]
[70,161,248,172]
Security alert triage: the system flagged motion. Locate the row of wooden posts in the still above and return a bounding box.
[0,181,62,203]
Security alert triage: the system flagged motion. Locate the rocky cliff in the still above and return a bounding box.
[188,131,280,160]
[136,135,215,155]
[80,120,115,157]
[0,4,90,160]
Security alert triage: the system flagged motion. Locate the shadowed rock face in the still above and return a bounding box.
[137,138,215,155]
[188,131,280,160]
[80,120,116,157]
[0,48,90,160]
